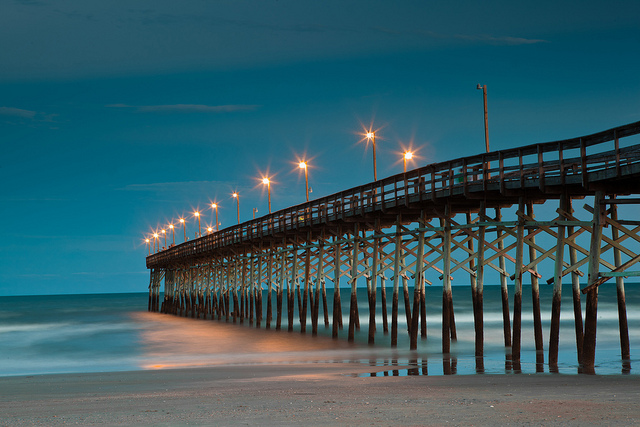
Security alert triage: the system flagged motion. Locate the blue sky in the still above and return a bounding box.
[1,1,639,295]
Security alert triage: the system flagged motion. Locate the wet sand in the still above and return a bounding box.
[1,363,639,426]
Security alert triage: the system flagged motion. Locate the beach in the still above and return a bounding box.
[1,292,639,425]
[2,364,639,426]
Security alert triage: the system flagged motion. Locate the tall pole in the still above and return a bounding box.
[162,229,166,248]
[169,224,175,246]
[211,204,218,232]
[367,132,377,181]
[262,178,271,214]
[403,151,413,173]
[194,212,201,237]
[477,84,489,153]
[233,193,240,224]
[299,162,310,202]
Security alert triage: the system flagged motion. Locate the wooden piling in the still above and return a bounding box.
[381,277,388,334]
[289,245,298,332]
[441,206,452,355]
[512,198,525,369]
[302,244,311,333]
[312,240,325,336]
[495,208,512,354]
[348,224,360,342]
[475,205,485,370]
[526,202,544,371]
[466,212,478,346]
[332,235,342,338]
[391,217,401,347]
[266,248,274,329]
[322,277,329,327]
[610,200,631,367]
[249,252,255,325]
[277,250,285,331]
[549,195,567,370]
[368,236,379,344]
[582,191,605,374]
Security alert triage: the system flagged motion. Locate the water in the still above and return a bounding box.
[1,284,638,377]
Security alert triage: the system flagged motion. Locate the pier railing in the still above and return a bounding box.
[147,121,640,268]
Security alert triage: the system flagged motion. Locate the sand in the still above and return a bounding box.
[1,363,639,426]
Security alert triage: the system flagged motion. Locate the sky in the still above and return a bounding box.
[1,0,639,296]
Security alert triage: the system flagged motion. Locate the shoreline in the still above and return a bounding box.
[2,363,639,425]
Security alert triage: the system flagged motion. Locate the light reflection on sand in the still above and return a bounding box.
[134,312,361,370]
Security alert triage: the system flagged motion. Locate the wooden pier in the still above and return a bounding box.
[146,121,640,373]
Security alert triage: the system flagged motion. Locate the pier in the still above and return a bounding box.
[146,121,640,374]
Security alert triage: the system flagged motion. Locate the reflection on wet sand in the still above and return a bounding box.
[135,311,357,370]
[135,308,634,375]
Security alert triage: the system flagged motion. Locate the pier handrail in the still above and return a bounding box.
[147,120,640,267]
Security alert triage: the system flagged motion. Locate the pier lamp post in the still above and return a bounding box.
[168,224,175,246]
[262,178,271,213]
[299,161,309,202]
[207,226,213,234]
[366,131,377,181]
[232,193,240,224]
[403,151,413,173]
[194,211,201,237]
[145,238,150,255]
[211,203,219,232]
[161,229,167,249]
[179,218,186,242]
[476,84,489,154]
[153,232,159,253]
[253,207,258,219]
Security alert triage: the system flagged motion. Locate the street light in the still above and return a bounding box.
[145,238,150,255]
[161,229,167,249]
[262,177,271,213]
[477,84,489,154]
[194,211,201,237]
[299,161,309,202]
[179,218,186,242]
[207,226,213,234]
[403,151,413,173]
[153,232,159,253]
[232,193,240,224]
[366,131,377,181]
[168,224,175,246]
[211,203,219,232]
[253,207,258,219]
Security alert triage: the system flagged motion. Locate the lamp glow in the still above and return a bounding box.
[299,161,309,202]
[232,193,240,224]
[211,203,219,232]
[262,177,271,213]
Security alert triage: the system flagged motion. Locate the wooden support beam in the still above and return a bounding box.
[582,191,605,374]
[610,199,630,369]
[527,202,545,372]
[391,216,401,347]
[348,224,360,342]
[475,204,485,372]
[549,195,567,371]
[441,205,452,355]
[512,198,525,370]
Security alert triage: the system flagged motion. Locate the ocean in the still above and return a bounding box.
[1,283,638,377]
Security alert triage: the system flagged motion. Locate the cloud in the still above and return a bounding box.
[0,106,37,119]
[0,106,59,124]
[372,28,547,46]
[106,104,260,113]
[120,180,234,192]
